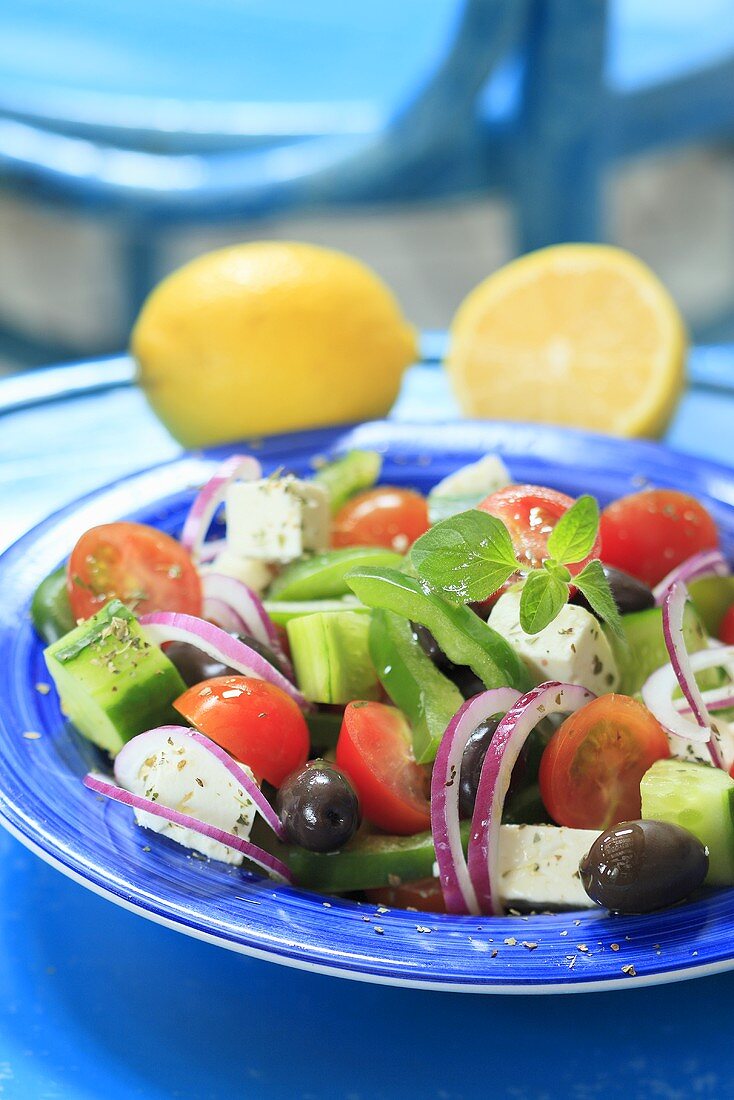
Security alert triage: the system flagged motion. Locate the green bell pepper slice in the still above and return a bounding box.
[282,821,471,892]
[268,546,402,601]
[369,608,463,764]
[31,564,76,644]
[345,566,532,694]
[312,449,382,514]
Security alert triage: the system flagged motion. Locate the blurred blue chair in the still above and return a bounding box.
[512,0,734,274]
[1,0,734,365]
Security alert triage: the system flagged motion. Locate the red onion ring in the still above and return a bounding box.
[642,646,734,769]
[201,572,292,676]
[113,724,287,840]
[662,582,723,767]
[642,651,733,743]
[467,682,596,916]
[83,772,294,883]
[197,538,227,564]
[181,455,261,564]
[677,686,734,714]
[140,611,309,710]
[431,687,521,915]
[200,595,246,635]
[653,549,729,606]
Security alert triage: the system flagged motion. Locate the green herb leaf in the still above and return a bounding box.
[573,559,624,638]
[519,570,570,634]
[546,495,600,565]
[542,559,571,583]
[410,509,520,605]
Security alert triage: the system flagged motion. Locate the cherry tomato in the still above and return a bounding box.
[600,489,719,588]
[67,521,202,620]
[331,488,429,552]
[335,701,430,834]
[365,877,447,913]
[174,675,309,787]
[538,695,670,830]
[719,604,734,646]
[477,485,601,602]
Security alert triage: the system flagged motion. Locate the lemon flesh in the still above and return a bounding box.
[447,244,686,438]
[132,241,417,447]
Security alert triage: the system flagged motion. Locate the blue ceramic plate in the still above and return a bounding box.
[3,420,734,995]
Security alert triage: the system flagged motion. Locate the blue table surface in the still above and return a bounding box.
[3,349,734,1098]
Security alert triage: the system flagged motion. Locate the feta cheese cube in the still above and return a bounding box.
[498,824,599,910]
[225,477,329,563]
[489,590,619,695]
[669,719,734,770]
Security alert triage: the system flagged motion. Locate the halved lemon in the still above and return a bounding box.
[447,244,686,437]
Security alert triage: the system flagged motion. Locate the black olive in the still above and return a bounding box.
[411,622,446,667]
[579,819,709,914]
[574,565,654,617]
[276,761,361,852]
[410,622,484,699]
[166,634,287,687]
[458,718,500,819]
[164,641,236,686]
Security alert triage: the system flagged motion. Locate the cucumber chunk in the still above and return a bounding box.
[312,450,382,514]
[602,604,710,695]
[44,600,186,755]
[269,547,402,602]
[641,758,734,885]
[287,610,379,704]
[264,597,367,626]
[689,576,734,638]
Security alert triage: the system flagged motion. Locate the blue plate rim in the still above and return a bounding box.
[3,418,734,995]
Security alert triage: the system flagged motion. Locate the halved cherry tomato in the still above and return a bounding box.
[67,521,202,620]
[174,675,309,787]
[331,488,429,552]
[335,701,430,834]
[719,604,734,646]
[600,489,719,588]
[365,877,446,913]
[538,695,670,830]
[477,485,601,605]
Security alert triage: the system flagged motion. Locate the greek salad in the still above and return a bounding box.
[31,449,734,917]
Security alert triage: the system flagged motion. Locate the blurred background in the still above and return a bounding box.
[1,0,734,375]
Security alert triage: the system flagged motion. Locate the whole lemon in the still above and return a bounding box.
[131,241,417,446]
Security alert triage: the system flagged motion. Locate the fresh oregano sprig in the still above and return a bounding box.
[410,494,623,637]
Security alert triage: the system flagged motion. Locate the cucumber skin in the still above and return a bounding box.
[32,565,76,644]
[269,547,402,602]
[283,822,470,892]
[641,759,734,885]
